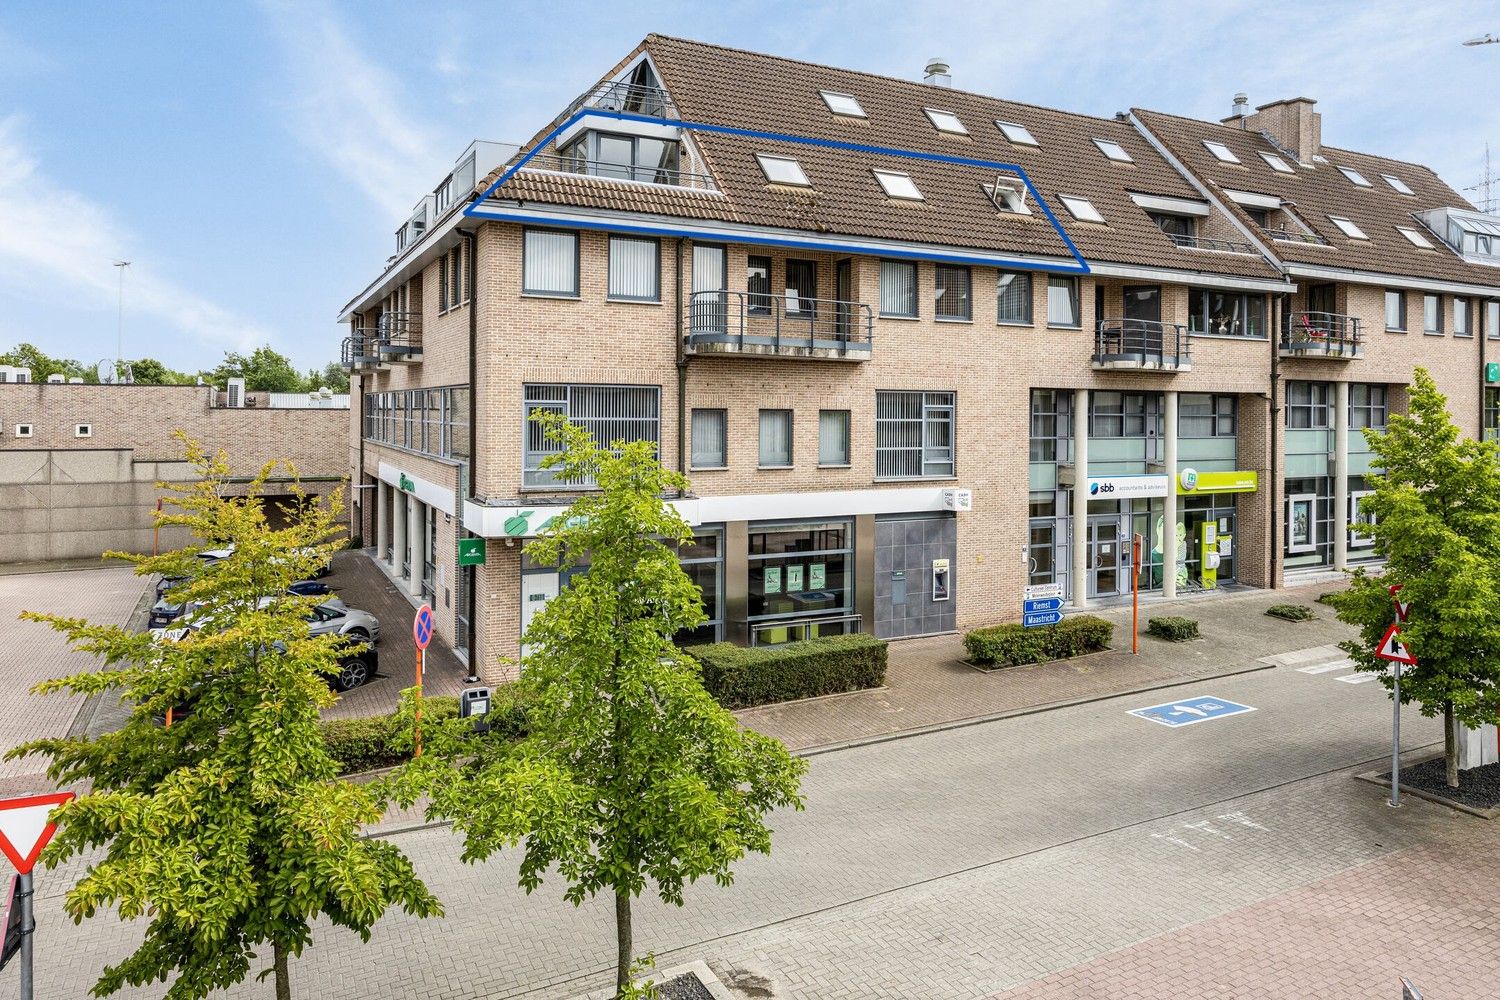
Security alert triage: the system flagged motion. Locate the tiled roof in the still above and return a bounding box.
[1134,108,1500,290]
[481,35,1279,280]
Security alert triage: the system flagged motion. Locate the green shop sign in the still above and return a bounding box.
[1177,469,1259,495]
[457,537,486,566]
[1488,362,1500,384]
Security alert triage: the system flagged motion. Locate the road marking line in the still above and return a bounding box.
[1298,659,1354,674]
[1336,673,1381,684]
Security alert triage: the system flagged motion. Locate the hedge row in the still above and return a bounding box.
[963,615,1114,667]
[1147,616,1199,642]
[1267,603,1314,622]
[320,687,530,774]
[687,634,888,709]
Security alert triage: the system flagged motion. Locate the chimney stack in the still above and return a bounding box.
[923,57,951,87]
[1240,97,1322,166]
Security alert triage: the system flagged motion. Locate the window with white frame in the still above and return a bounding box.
[1349,490,1376,547]
[523,384,660,487]
[755,154,811,186]
[996,271,1032,324]
[1328,216,1368,240]
[875,390,954,479]
[758,409,793,467]
[1260,151,1295,173]
[690,408,727,468]
[1203,140,1241,163]
[1337,166,1373,187]
[1093,138,1132,162]
[1047,276,1080,327]
[1060,196,1104,223]
[522,228,579,296]
[607,236,660,301]
[1397,226,1435,249]
[934,264,972,320]
[925,108,968,134]
[1382,174,1415,195]
[819,90,866,117]
[818,409,850,466]
[996,120,1037,145]
[873,169,924,200]
[14,423,32,438]
[75,423,91,438]
[879,259,917,317]
[1287,493,1318,553]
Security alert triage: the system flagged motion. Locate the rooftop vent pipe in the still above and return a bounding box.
[924,57,951,87]
[1230,93,1250,119]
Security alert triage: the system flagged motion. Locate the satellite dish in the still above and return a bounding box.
[96,359,117,384]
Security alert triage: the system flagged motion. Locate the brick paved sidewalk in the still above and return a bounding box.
[739,580,1354,752]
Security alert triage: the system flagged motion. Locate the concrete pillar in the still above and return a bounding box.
[406,496,423,597]
[391,487,406,573]
[376,481,389,562]
[1459,724,1499,768]
[1071,387,1090,609]
[1163,391,1179,599]
[1333,381,1349,571]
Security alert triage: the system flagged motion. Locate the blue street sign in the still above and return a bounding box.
[1128,696,1255,728]
[1023,598,1063,614]
[1023,610,1063,628]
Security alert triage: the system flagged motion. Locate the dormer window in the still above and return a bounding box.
[1397,226,1435,249]
[996,121,1038,146]
[820,91,866,117]
[756,153,811,187]
[1338,166,1373,188]
[1151,213,1195,244]
[1060,195,1105,224]
[1260,151,1295,174]
[873,169,923,201]
[924,108,968,135]
[555,131,683,185]
[1328,215,1368,240]
[1093,138,1132,162]
[1383,174,1415,195]
[1203,140,1241,163]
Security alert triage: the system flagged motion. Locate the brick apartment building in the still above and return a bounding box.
[0,377,348,561]
[338,35,1500,680]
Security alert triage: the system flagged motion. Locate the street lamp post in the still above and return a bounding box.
[113,260,131,374]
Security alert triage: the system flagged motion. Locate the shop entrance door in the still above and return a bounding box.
[519,572,559,664]
[1088,515,1131,598]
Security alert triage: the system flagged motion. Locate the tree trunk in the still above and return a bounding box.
[273,940,291,1000]
[1444,702,1459,788]
[615,888,632,999]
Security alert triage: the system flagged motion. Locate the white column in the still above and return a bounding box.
[406,496,423,597]
[1163,390,1179,600]
[391,487,406,573]
[375,482,389,561]
[1333,381,1349,571]
[1071,387,1090,609]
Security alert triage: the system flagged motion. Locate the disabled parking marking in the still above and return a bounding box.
[1127,696,1256,728]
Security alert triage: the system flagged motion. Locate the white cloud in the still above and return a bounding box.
[0,115,271,357]
[259,0,448,220]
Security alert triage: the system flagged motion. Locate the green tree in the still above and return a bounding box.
[0,342,95,382]
[1330,368,1500,787]
[392,413,806,999]
[307,361,349,394]
[212,345,306,393]
[127,357,196,385]
[11,437,440,999]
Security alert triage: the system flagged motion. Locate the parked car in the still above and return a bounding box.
[306,603,380,643]
[287,580,333,598]
[149,629,379,694]
[147,597,202,630]
[155,547,234,599]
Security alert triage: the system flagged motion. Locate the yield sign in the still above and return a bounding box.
[1374,623,1418,666]
[1389,584,1410,622]
[0,792,74,875]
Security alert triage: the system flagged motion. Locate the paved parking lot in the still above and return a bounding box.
[0,564,151,794]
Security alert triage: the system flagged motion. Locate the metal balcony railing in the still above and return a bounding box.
[521,152,717,191]
[1259,225,1330,247]
[1093,319,1192,371]
[684,290,874,360]
[340,330,384,371]
[1281,311,1363,358]
[375,311,423,361]
[566,81,677,120]
[1165,232,1260,255]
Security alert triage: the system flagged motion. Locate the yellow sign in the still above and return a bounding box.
[1178,470,1258,495]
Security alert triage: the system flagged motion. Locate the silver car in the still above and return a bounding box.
[306,602,380,643]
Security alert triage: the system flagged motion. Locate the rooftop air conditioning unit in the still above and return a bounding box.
[14,368,30,383]
[68,377,84,384]
[47,373,65,384]
[226,377,245,408]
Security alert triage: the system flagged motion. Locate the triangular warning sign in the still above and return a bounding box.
[1374,623,1418,666]
[0,792,74,875]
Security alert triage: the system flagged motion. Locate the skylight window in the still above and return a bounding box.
[1328,215,1368,239]
[1397,226,1435,249]
[755,154,811,187]
[1060,195,1105,224]
[1338,166,1373,188]
[1259,151,1294,174]
[924,108,969,135]
[1093,138,1132,162]
[982,179,1030,215]
[1383,174,1415,195]
[996,121,1038,146]
[1203,140,1241,164]
[873,169,923,201]
[820,90,866,118]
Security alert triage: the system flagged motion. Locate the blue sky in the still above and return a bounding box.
[2,1,1497,375]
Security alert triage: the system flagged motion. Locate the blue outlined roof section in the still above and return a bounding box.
[465,108,1090,276]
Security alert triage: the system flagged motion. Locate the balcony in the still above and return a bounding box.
[1258,225,1330,247]
[340,330,384,371]
[565,80,677,121]
[1280,311,1363,359]
[375,312,423,363]
[684,290,873,361]
[1092,319,1192,372]
[1164,232,1260,255]
[521,151,717,192]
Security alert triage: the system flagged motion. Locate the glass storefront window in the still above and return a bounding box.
[748,521,852,637]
